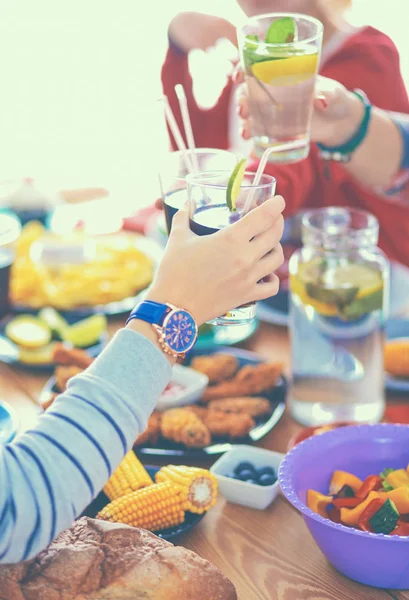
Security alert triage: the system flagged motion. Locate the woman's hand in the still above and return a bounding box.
[235,71,365,147]
[168,12,237,54]
[146,197,285,325]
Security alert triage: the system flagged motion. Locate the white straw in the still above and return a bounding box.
[160,95,194,173]
[175,84,199,172]
[243,140,307,214]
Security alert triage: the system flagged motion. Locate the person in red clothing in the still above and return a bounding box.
[162,0,409,268]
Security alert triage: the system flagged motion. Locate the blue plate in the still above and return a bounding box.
[82,465,204,541]
[40,347,287,459]
[0,401,19,444]
[385,319,409,393]
[0,313,108,371]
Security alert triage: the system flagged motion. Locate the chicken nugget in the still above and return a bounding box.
[185,405,208,419]
[55,365,84,393]
[134,411,162,446]
[161,408,211,448]
[203,410,255,439]
[53,344,94,370]
[208,397,272,418]
[202,362,283,401]
[191,353,238,384]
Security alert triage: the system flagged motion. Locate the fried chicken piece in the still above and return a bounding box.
[203,410,255,439]
[191,354,239,384]
[208,397,272,418]
[43,392,60,411]
[202,362,283,401]
[185,405,208,419]
[55,365,84,393]
[53,344,94,370]
[161,408,211,448]
[134,412,162,446]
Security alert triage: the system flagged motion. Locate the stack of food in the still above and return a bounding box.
[11,221,154,309]
[97,452,218,532]
[4,309,106,365]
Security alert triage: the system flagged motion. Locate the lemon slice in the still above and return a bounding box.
[226,159,246,212]
[251,53,318,85]
[19,343,57,365]
[62,314,107,348]
[6,316,52,349]
[39,307,69,339]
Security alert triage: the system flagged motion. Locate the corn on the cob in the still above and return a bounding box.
[385,341,409,377]
[156,465,218,514]
[103,451,153,501]
[97,482,185,531]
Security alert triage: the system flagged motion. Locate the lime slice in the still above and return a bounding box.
[39,308,69,339]
[5,316,52,349]
[265,17,297,44]
[226,159,246,212]
[62,314,107,348]
[19,342,57,365]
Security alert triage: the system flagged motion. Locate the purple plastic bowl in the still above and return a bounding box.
[279,424,409,589]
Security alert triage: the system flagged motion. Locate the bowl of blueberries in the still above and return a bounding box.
[210,445,284,510]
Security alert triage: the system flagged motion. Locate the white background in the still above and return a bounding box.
[0,0,408,211]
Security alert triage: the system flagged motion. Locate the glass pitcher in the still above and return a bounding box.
[289,207,389,426]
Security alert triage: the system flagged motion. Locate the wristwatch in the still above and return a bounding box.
[126,300,198,358]
[317,89,372,163]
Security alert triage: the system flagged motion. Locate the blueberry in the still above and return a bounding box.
[234,461,255,475]
[246,479,260,486]
[257,466,276,479]
[237,469,256,481]
[258,473,277,486]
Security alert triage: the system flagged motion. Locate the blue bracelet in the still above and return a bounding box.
[317,90,372,163]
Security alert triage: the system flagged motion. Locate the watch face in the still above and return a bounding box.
[162,310,197,354]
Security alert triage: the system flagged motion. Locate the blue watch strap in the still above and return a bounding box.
[126,301,170,326]
[317,90,372,160]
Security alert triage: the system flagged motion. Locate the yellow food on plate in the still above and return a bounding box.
[62,314,107,348]
[5,316,52,349]
[10,223,155,309]
[156,465,218,514]
[104,451,154,501]
[384,339,409,378]
[97,482,185,531]
[19,343,58,365]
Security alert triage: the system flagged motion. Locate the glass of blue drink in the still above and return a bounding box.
[187,169,276,326]
[159,149,237,235]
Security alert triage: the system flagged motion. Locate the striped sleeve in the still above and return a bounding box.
[0,328,171,563]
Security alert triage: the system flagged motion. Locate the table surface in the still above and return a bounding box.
[2,318,409,600]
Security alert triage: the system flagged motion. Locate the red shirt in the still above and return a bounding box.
[162,27,409,266]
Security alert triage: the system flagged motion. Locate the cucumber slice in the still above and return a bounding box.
[369,499,399,534]
[62,314,107,348]
[305,282,359,307]
[226,159,246,212]
[5,316,52,349]
[340,288,383,321]
[39,308,69,339]
[265,17,297,44]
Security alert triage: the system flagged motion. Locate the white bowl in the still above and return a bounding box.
[210,445,284,510]
[156,364,208,411]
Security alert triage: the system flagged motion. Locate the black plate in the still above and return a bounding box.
[39,347,287,457]
[82,465,204,541]
[0,313,108,371]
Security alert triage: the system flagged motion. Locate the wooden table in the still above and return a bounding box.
[2,319,408,600]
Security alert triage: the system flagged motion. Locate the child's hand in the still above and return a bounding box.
[147,197,285,325]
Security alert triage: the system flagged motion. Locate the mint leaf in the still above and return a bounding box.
[265,17,297,44]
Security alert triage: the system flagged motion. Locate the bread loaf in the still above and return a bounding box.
[0,517,237,600]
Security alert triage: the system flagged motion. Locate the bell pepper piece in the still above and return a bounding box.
[328,506,342,524]
[340,491,382,527]
[333,496,362,509]
[329,471,363,496]
[355,475,383,500]
[307,490,333,518]
[357,498,385,532]
[385,487,409,514]
[386,469,409,490]
[391,519,409,536]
